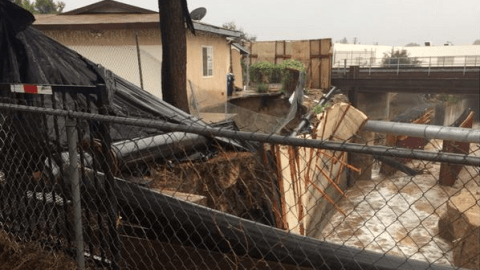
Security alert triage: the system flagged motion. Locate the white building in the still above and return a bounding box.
[333,43,480,68]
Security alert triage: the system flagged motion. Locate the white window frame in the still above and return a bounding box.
[202,46,213,77]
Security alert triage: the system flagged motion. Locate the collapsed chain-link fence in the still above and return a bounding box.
[0,84,478,270]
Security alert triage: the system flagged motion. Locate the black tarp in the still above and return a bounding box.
[0,0,247,178]
[0,0,212,141]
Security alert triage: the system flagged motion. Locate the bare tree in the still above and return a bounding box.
[405,42,420,47]
[222,21,256,41]
[473,39,480,45]
[382,49,421,68]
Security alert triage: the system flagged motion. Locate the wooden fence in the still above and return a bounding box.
[248,39,332,89]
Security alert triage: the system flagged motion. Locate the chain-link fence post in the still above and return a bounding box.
[97,84,122,269]
[66,117,85,270]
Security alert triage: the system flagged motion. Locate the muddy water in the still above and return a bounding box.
[321,140,480,267]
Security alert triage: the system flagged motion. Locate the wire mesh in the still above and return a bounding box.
[0,85,478,270]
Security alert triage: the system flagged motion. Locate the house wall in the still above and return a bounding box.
[41,28,162,46]
[39,28,234,109]
[186,31,230,109]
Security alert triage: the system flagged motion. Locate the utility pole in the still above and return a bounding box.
[158,0,194,113]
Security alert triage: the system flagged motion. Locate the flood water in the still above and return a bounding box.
[321,140,480,267]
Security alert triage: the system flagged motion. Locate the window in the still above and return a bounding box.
[202,46,213,77]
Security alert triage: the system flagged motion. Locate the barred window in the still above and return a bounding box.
[202,46,213,77]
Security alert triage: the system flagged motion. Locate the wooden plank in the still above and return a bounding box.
[439,110,474,186]
[276,103,368,237]
[316,103,369,141]
[310,58,321,89]
[320,39,332,90]
[310,40,320,56]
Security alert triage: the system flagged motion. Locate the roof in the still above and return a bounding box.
[34,13,241,37]
[33,0,241,37]
[62,0,156,15]
[232,42,250,55]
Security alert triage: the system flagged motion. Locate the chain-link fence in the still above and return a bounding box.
[0,83,478,270]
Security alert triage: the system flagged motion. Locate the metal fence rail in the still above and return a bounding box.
[333,55,480,69]
[0,87,478,270]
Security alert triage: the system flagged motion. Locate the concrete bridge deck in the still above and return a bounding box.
[332,66,479,95]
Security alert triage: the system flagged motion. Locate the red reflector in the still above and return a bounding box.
[23,85,38,94]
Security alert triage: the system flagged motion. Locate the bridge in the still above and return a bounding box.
[332,66,479,96]
[330,56,479,122]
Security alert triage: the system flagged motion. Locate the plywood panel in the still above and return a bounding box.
[310,40,320,56]
[279,145,302,235]
[320,57,331,89]
[276,103,368,237]
[320,39,331,56]
[231,48,244,89]
[311,58,321,89]
[285,42,292,56]
[291,40,310,60]
[251,38,332,90]
[319,38,332,89]
[276,41,285,56]
[253,41,276,63]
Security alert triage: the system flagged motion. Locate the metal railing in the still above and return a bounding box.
[333,55,480,68]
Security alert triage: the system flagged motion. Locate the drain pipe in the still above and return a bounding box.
[363,121,480,144]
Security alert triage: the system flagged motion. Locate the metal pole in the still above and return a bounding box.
[66,118,85,270]
[2,103,479,167]
[135,34,144,90]
[428,57,431,76]
[246,54,250,91]
[396,57,400,75]
[368,57,372,75]
[363,120,480,143]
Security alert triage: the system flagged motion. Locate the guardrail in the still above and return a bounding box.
[333,55,480,68]
[332,55,480,76]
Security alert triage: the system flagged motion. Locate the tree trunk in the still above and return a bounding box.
[158,0,190,113]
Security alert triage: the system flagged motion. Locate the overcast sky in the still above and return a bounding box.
[62,0,480,46]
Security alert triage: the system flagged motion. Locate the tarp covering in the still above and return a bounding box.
[0,0,208,140]
[0,0,246,176]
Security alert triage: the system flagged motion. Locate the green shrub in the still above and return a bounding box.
[256,82,268,93]
[249,60,305,91]
[278,59,306,72]
[313,104,326,114]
